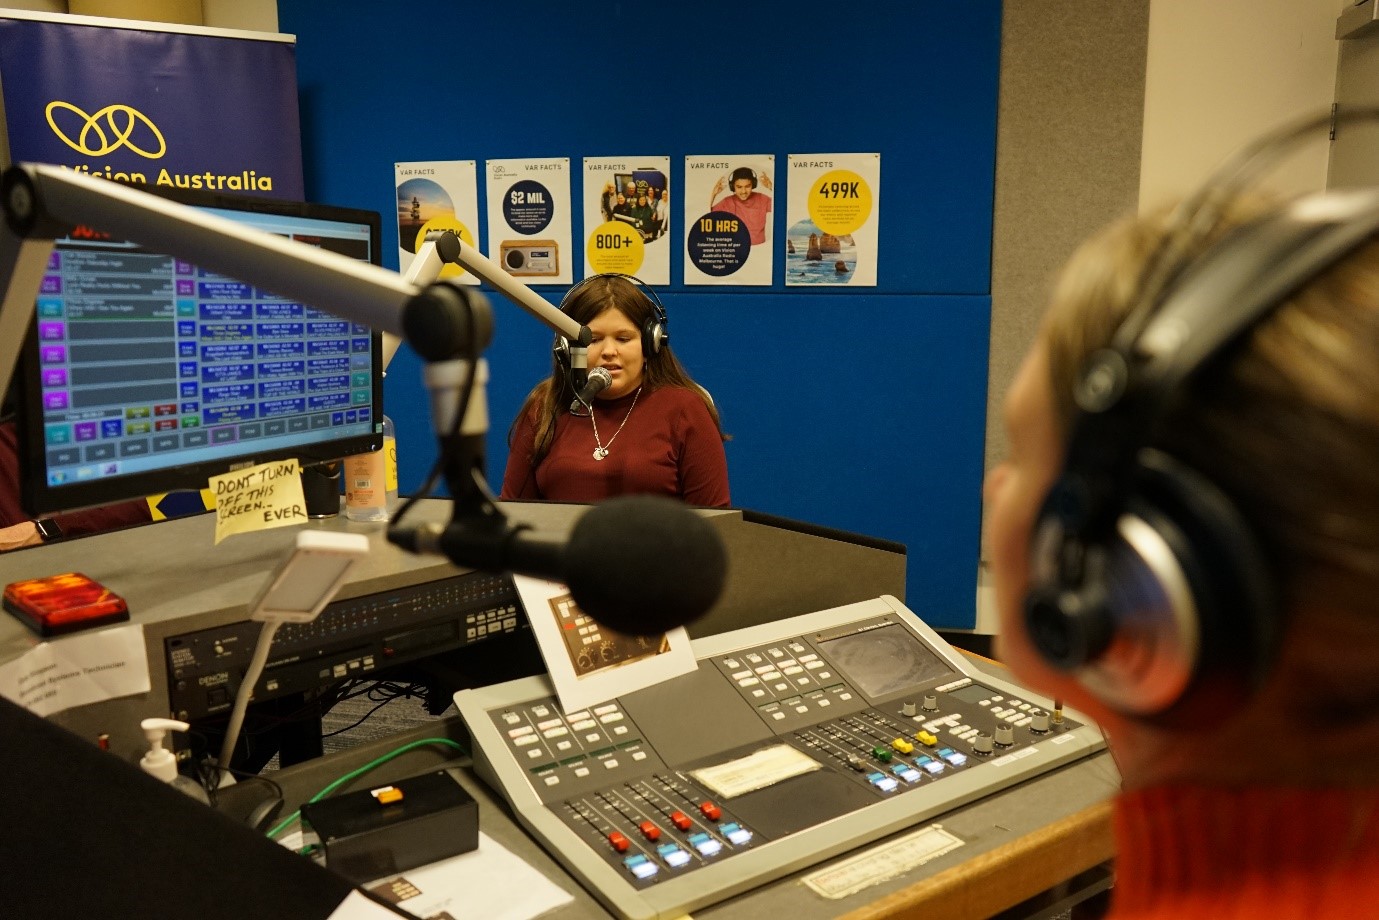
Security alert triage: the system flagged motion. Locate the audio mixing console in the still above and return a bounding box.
[455,596,1106,919]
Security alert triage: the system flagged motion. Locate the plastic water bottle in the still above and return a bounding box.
[383,415,398,511]
[345,415,392,522]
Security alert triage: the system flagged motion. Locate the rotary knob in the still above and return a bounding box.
[973,732,994,755]
[922,693,939,711]
[901,701,917,716]
[1031,711,1051,733]
[994,723,1015,746]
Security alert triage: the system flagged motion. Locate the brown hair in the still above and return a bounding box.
[511,275,725,468]
[1039,198,1379,732]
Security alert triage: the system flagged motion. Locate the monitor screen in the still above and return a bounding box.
[13,185,385,517]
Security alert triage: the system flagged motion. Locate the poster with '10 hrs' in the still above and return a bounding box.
[683,154,775,286]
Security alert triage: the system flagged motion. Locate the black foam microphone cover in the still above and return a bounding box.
[564,495,727,636]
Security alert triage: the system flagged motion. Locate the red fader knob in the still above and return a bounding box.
[638,820,661,840]
[670,810,692,831]
[607,831,630,853]
[699,801,722,820]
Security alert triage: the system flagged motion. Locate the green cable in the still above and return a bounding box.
[266,736,468,840]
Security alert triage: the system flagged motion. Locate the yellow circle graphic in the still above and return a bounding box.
[45,101,167,158]
[415,216,475,280]
[586,221,644,275]
[807,170,873,236]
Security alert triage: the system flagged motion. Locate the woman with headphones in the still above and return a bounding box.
[500,274,730,507]
[985,168,1379,914]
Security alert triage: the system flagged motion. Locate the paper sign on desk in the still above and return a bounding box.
[208,458,307,544]
[0,623,149,717]
[514,574,697,715]
[358,831,573,920]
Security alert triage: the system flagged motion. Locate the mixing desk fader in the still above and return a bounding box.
[455,595,1105,920]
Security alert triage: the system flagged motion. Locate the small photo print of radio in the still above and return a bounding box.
[549,592,668,677]
[500,239,560,276]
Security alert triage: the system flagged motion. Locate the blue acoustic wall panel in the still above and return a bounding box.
[278,1,1001,628]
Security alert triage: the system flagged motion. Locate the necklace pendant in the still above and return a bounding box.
[593,447,608,460]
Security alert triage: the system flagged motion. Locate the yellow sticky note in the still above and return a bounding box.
[207,459,307,544]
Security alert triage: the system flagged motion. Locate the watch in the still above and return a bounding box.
[33,518,62,542]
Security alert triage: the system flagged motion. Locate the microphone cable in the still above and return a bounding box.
[388,291,484,528]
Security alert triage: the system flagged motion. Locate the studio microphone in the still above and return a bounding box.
[389,495,727,636]
[570,367,612,415]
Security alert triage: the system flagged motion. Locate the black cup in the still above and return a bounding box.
[300,461,342,518]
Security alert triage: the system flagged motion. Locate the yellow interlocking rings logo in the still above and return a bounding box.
[45,101,167,158]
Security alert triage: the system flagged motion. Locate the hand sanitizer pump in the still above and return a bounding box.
[140,717,209,803]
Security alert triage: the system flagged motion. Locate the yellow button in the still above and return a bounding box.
[915,730,939,746]
[891,738,915,754]
[371,785,404,805]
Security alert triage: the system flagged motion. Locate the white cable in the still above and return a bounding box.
[217,619,282,777]
[214,532,369,777]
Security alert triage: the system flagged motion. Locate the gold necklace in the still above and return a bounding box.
[590,387,641,460]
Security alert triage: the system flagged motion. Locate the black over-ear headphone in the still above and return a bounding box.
[553,273,669,369]
[1024,108,1379,722]
[729,166,757,191]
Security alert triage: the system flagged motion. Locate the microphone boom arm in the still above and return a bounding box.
[0,164,727,634]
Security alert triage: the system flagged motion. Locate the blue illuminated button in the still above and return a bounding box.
[720,822,753,846]
[656,843,692,868]
[892,765,922,783]
[916,755,945,774]
[623,853,659,879]
[688,832,723,857]
[866,771,899,792]
[939,747,968,766]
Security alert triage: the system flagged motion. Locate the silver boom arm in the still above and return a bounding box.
[0,162,586,390]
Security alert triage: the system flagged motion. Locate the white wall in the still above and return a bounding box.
[1139,0,1341,208]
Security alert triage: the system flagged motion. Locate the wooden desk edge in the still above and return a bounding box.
[840,798,1116,920]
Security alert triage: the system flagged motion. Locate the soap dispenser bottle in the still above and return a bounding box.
[140,717,209,804]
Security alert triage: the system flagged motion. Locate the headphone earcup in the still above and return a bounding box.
[1027,449,1279,722]
[553,336,570,370]
[642,319,666,356]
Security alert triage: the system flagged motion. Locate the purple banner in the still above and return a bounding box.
[0,16,303,199]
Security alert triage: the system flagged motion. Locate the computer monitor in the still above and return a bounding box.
[11,185,385,517]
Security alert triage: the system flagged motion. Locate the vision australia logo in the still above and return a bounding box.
[45,101,167,158]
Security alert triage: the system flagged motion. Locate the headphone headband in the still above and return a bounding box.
[1027,106,1379,721]
[554,273,669,365]
[558,272,666,319]
[1066,188,1379,542]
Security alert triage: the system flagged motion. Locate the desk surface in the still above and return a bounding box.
[223,657,1119,920]
[0,499,906,762]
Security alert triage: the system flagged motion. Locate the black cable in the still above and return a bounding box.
[390,290,482,526]
[319,681,430,739]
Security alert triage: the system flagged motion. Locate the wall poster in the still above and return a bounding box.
[683,154,775,286]
[484,157,573,287]
[394,159,481,285]
[581,155,670,285]
[785,153,880,287]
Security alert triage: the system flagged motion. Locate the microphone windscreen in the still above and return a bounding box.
[563,495,727,636]
[587,367,612,391]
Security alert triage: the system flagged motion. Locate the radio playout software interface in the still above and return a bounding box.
[16,189,384,515]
